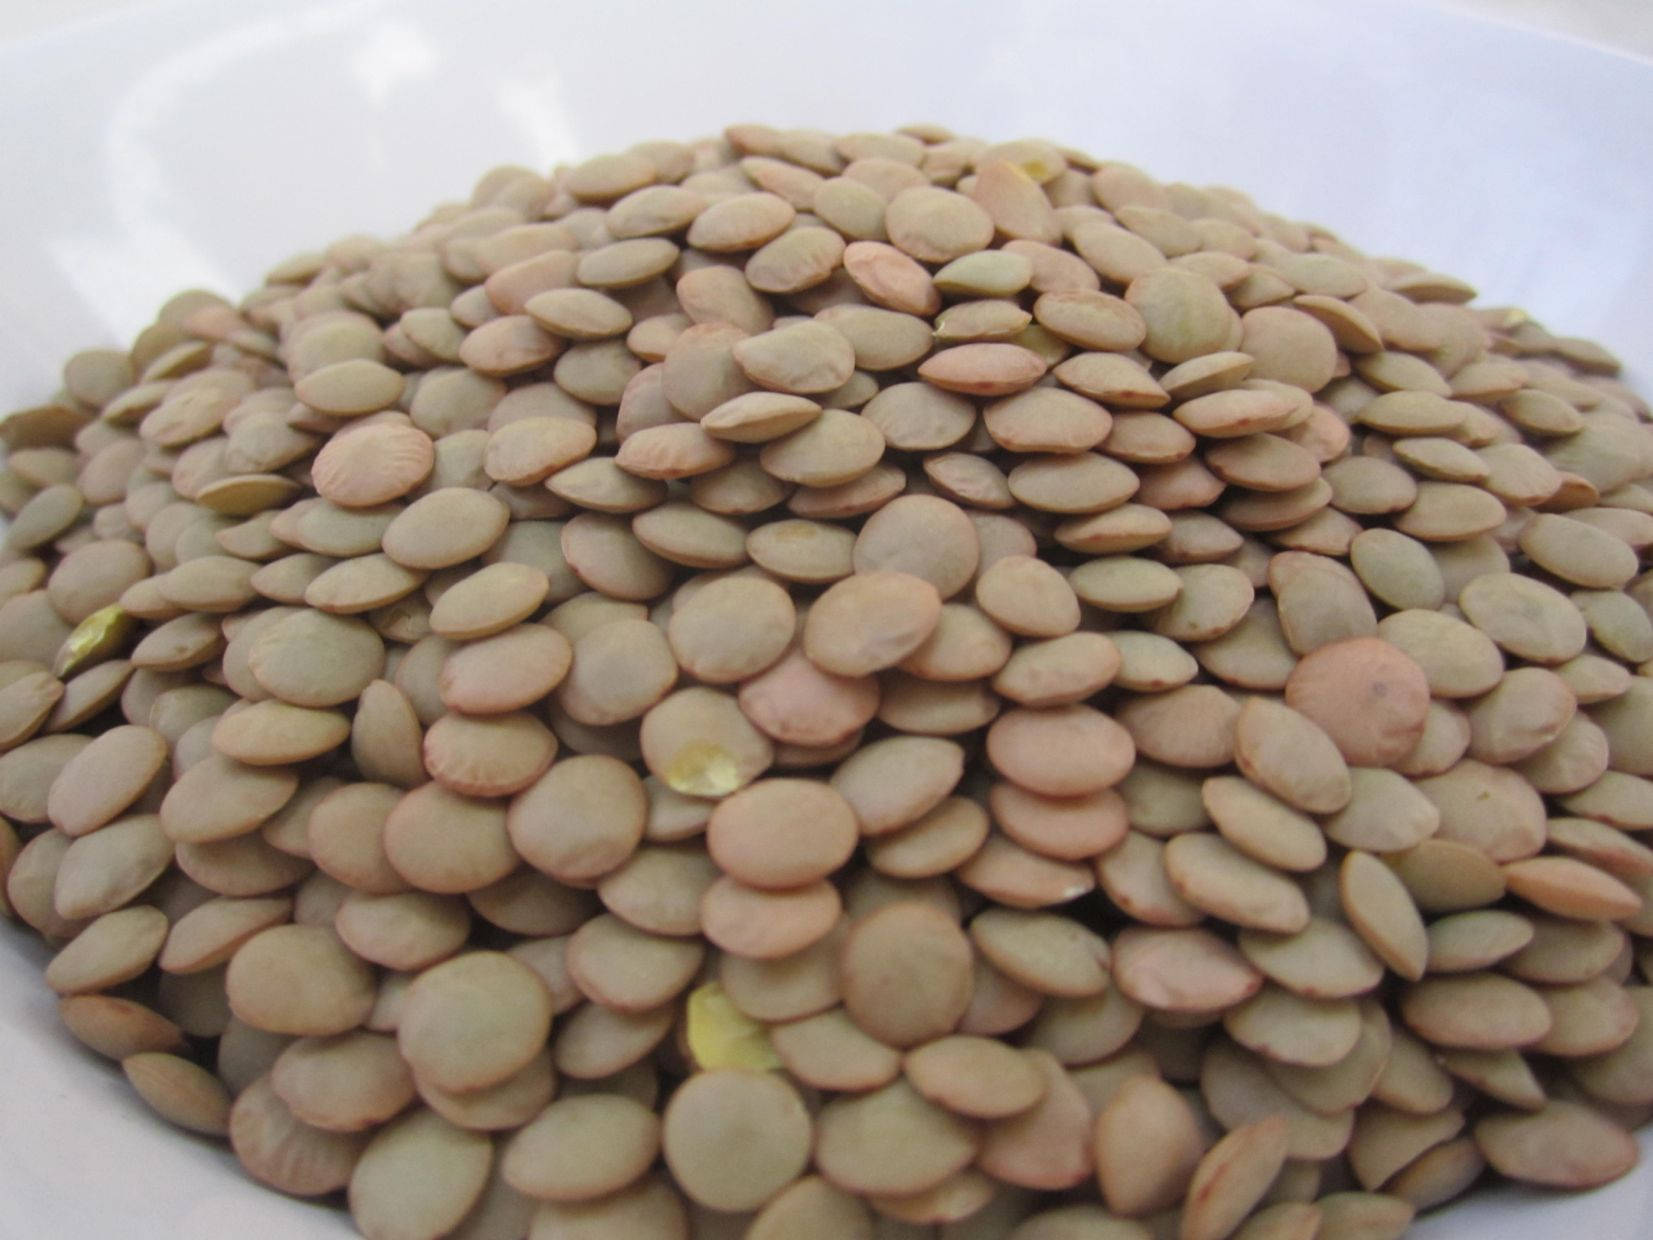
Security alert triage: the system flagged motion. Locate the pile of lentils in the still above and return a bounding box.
[2,122,1652,1240]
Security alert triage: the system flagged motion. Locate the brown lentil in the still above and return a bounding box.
[2,124,1650,1240]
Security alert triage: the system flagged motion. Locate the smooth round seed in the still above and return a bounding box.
[295,359,404,416]
[1321,768,1438,854]
[382,489,510,571]
[248,609,386,707]
[736,643,879,748]
[665,575,794,683]
[701,391,821,443]
[1163,833,1310,934]
[616,424,736,481]
[212,700,350,766]
[1383,1137,1487,1214]
[226,925,376,1036]
[1127,267,1237,363]
[1033,287,1145,351]
[746,1176,872,1240]
[1467,666,1577,763]
[1283,637,1431,767]
[974,555,1081,638]
[382,782,517,894]
[429,563,550,641]
[984,781,1123,865]
[44,905,168,995]
[45,724,165,836]
[502,1094,660,1202]
[804,570,942,676]
[563,913,702,1014]
[525,287,633,339]
[970,906,1110,998]
[271,1032,417,1133]
[973,1048,1093,1191]
[1571,987,1653,1104]
[550,1003,674,1082]
[1175,388,1296,438]
[123,1051,233,1136]
[1459,571,1587,665]
[641,687,773,798]
[1506,916,1628,989]
[1093,1074,1205,1215]
[660,1068,812,1211]
[312,422,435,508]
[919,343,1048,397]
[229,1075,368,1197]
[1182,1115,1291,1240]
[821,737,959,838]
[839,900,973,1046]
[1386,837,1509,916]
[159,754,299,844]
[1113,926,1262,1012]
[958,833,1095,908]
[424,712,557,798]
[1202,1036,1356,1161]
[758,409,885,488]
[841,240,942,315]
[439,624,572,715]
[746,225,847,295]
[460,317,564,377]
[986,705,1135,798]
[706,778,857,889]
[7,484,85,552]
[1436,1041,1542,1112]
[305,554,426,615]
[524,1175,686,1238]
[1339,851,1430,982]
[985,387,1112,453]
[1401,972,1552,1051]
[1534,975,1639,1057]
[348,1109,493,1240]
[732,320,856,395]
[861,384,975,453]
[508,755,646,884]
[1474,1101,1638,1189]
[1519,513,1639,589]
[904,1035,1046,1119]
[54,814,173,920]
[1503,855,1643,921]
[992,631,1120,709]
[559,618,678,726]
[864,796,989,878]
[813,1079,978,1198]
[1225,985,1362,1068]
[1234,697,1351,814]
[399,951,552,1093]
[1201,777,1327,874]
[700,875,841,960]
[1415,760,1545,862]
[851,494,980,600]
[688,192,795,252]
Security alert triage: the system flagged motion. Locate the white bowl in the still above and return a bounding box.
[2,0,1650,1236]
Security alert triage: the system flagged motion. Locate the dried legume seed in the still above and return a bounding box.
[6,123,1653,1240]
[660,1067,812,1211]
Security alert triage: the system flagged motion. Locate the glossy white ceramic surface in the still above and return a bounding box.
[1,1,1649,1236]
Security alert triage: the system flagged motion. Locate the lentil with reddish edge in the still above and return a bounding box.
[1,122,1650,1240]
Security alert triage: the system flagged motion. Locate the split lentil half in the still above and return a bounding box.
[2,122,1651,1240]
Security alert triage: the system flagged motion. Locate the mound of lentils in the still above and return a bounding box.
[2,123,1651,1240]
